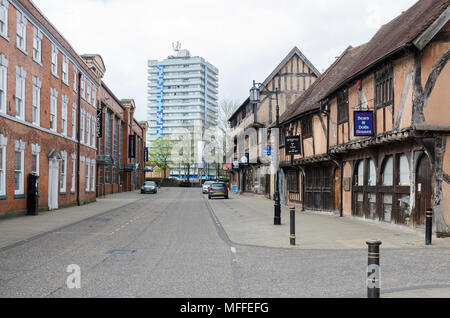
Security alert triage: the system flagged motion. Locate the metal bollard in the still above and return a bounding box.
[290,207,296,246]
[426,209,433,245]
[366,239,382,298]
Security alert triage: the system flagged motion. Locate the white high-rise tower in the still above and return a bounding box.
[147,44,219,179]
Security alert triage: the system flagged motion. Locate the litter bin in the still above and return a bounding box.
[27,174,39,216]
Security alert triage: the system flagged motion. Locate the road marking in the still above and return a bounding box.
[230,247,236,254]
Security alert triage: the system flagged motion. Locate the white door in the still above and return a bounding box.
[48,159,59,210]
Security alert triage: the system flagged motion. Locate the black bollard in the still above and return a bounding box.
[366,239,382,298]
[426,209,433,245]
[290,207,296,246]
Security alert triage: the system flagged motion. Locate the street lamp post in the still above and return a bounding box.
[250,81,282,225]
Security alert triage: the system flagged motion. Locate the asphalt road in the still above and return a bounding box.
[0,188,449,298]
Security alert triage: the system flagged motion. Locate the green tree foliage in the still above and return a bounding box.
[147,139,173,179]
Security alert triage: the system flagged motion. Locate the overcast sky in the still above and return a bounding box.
[34,0,418,122]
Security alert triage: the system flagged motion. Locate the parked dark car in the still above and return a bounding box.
[208,182,229,200]
[141,181,158,194]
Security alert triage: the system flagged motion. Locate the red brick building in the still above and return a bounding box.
[0,0,146,215]
[94,78,147,197]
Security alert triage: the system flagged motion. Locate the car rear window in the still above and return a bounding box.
[212,183,225,188]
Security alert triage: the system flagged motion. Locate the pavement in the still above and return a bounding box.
[1,188,450,298]
[0,191,145,250]
[207,192,450,250]
[206,192,450,298]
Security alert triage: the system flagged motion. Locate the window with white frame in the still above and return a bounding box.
[91,117,96,148]
[31,144,40,176]
[0,54,7,114]
[60,151,67,193]
[73,66,77,92]
[50,88,58,131]
[62,55,69,84]
[16,11,27,52]
[51,44,58,76]
[87,82,91,104]
[92,87,97,107]
[61,95,68,135]
[86,113,91,146]
[71,154,76,193]
[32,26,43,63]
[80,109,85,143]
[0,134,7,196]
[91,160,95,192]
[80,75,85,99]
[72,102,77,139]
[14,139,25,195]
[32,76,41,125]
[85,159,90,192]
[0,0,9,38]
[15,66,26,120]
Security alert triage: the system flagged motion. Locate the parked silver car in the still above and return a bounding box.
[208,182,229,200]
[141,181,158,194]
[202,181,215,194]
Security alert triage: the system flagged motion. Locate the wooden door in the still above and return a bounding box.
[333,167,341,211]
[415,155,432,226]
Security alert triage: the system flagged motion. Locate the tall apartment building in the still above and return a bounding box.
[147,45,219,179]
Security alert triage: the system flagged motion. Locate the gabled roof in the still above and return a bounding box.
[334,0,449,93]
[278,44,367,125]
[279,0,450,126]
[229,46,320,122]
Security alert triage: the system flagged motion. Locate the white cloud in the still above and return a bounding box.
[33,0,418,121]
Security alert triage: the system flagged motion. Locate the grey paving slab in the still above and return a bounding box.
[207,192,450,250]
[0,191,144,249]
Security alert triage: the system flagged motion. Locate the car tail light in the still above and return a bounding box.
[224,187,228,191]
[209,187,213,191]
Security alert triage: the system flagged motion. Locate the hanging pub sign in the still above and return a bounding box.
[354,111,374,137]
[239,153,249,167]
[129,134,136,158]
[96,108,103,138]
[285,136,302,156]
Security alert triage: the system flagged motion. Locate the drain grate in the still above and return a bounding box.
[105,250,137,255]
[92,218,112,222]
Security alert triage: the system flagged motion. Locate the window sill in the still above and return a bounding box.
[51,72,59,79]
[60,192,66,195]
[0,33,9,42]
[32,58,43,67]
[14,194,25,199]
[16,46,28,56]
[0,195,7,200]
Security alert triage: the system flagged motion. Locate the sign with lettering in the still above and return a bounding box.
[96,108,103,138]
[144,147,148,162]
[354,111,374,137]
[128,135,136,158]
[285,136,302,156]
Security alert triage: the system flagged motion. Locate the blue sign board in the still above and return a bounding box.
[354,111,374,137]
[263,146,272,156]
[232,186,238,193]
